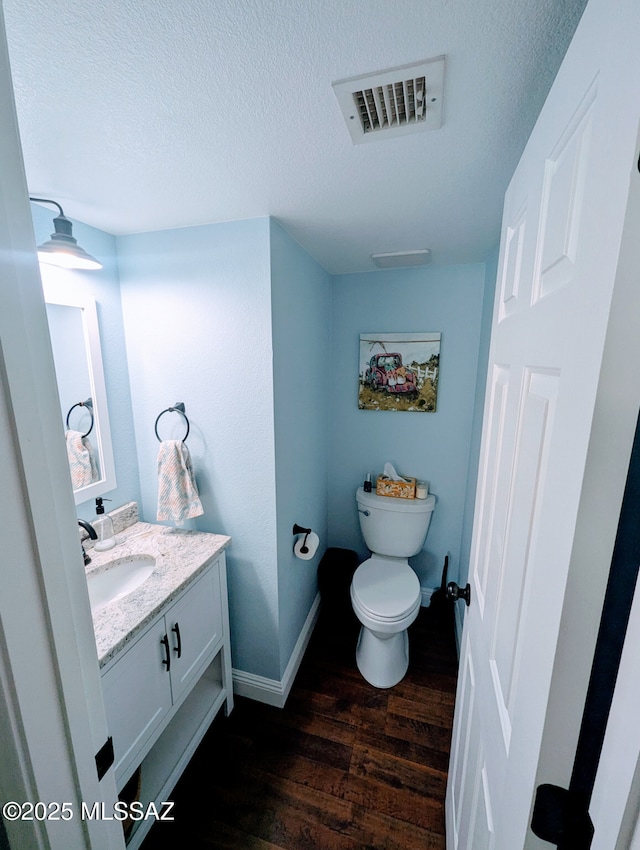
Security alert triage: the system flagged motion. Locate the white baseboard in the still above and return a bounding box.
[232,592,321,709]
[233,586,442,707]
[231,669,284,708]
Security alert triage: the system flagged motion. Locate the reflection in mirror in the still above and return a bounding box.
[43,278,117,504]
[46,303,101,485]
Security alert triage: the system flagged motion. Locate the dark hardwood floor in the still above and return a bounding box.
[141,600,458,850]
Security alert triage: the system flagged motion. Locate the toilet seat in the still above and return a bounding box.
[352,557,420,621]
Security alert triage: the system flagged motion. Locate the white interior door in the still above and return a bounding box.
[0,8,123,848]
[446,1,640,848]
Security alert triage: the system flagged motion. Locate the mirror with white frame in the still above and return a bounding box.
[43,279,117,504]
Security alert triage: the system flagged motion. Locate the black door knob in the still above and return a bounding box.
[446,581,471,607]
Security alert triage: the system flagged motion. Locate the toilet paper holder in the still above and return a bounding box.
[292,523,312,554]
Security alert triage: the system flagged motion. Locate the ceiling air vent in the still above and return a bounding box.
[371,250,432,269]
[332,56,445,145]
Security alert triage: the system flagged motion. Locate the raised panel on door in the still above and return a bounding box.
[472,365,512,617]
[489,369,559,752]
[498,201,527,323]
[532,86,596,303]
[447,635,476,849]
[101,619,172,789]
[460,747,496,850]
[472,764,495,850]
[168,563,223,705]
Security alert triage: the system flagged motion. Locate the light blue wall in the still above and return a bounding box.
[328,263,487,592]
[270,220,331,676]
[34,200,495,682]
[31,203,141,519]
[116,217,281,680]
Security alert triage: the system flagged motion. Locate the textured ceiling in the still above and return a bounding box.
[3,0,587,274]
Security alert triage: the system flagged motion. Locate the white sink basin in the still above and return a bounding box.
[87,556,156,612]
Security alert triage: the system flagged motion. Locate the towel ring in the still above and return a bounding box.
[154,402,190,443]
[66,398,94,438]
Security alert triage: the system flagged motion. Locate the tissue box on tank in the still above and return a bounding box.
[376,476,416,499]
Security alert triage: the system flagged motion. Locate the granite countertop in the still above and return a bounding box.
[87,521,231,668]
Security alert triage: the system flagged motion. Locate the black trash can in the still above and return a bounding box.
[317,547,360,620]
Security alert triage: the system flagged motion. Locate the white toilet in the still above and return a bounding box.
[351,486,436,688]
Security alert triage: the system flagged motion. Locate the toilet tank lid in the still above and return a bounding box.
[356,486,435,513]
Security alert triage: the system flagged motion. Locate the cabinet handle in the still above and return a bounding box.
[160,634,171,672]
[172,623,182,658]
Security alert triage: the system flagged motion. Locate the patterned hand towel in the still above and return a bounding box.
[66,429,98,489]
[157,439,204,523]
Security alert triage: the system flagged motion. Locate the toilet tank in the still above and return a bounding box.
[356,486,436,558]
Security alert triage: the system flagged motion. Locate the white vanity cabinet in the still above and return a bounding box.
[100,552,232,848]
[168,563,224,704]
[101,618,173,784]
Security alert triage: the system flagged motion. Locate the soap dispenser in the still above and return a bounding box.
[93,498,115,551]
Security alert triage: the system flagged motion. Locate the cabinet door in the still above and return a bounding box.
[102,619,172,788]
[168,564,223,705]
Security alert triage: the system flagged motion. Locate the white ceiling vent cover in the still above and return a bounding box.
[333,56,445,145]
[371,250,431,269]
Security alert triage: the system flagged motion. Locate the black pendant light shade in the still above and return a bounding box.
[30,197,102,270]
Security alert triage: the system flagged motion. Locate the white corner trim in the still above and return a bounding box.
[232,592,321,709]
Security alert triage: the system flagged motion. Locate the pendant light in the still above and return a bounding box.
[30,197,103,270]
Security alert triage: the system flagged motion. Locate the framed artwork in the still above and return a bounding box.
[358,332,441,412]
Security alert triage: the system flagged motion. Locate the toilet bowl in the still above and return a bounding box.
[351,555,421,687]
[351,487,435,688]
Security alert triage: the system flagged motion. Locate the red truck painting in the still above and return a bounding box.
[364,353,418,395]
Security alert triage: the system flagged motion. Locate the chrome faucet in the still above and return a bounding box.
[78,519,98,565]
